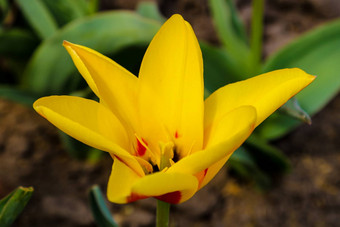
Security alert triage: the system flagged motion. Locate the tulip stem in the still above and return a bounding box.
[156,200,170,227]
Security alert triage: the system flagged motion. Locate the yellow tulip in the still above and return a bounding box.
[33,14,315,204]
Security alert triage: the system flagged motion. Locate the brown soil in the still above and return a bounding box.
[0,0,339,226]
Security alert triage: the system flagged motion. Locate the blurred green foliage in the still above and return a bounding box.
[0,0,161,160]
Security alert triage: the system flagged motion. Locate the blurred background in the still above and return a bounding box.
[0,0,339,226]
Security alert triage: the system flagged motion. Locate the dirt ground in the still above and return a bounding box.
[0,0,339,226]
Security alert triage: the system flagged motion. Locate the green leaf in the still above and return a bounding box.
[0,86,38,105]
[87,0,99,15]
[108,45,148,77]
[22,11,161,96]
[229,134,291,190]
[245,134,291,173]
[279,97,311,124]
[225,0,248,43]
[59,130,104,161]
[72,0,93,15]
[0,0,9,22]
[201,41,243,93]
[16,0,58,39]
[228,147,271,190]
[0,29,38,59]
[0,0,8,12]
[255,113,300,140]
[41,0,92,27]
[261,19,340,139]
[0,186,34,227]
[208,0,250,69]
[89,185,118,227]
[137,1,165,23]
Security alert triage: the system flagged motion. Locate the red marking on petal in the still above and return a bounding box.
[203,168,208,177]
[175,131,179,138]
[155,191,181,204]
[136,138,148,156]
[127,192,148,203]
[195,168,209,188]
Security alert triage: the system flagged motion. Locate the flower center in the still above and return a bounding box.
[134,134,180,174]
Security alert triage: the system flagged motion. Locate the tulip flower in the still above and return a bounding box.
[33,14,314,207]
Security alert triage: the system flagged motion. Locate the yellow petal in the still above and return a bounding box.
[204,68,316,130]
[108,157,198,204]
[33,96,144,176]
[63,41,100,96]
[168,106,256,176]
[131,171,198,204]
[138,14,204,158]
[198,155,230,189]
[107,157,142,204]
[63,41,138,136]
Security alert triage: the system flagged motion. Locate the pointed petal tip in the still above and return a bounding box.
[62,40,77,48]
[62,40,71,47]
[33,97,47,116]
[287,67,317,82]
[165,14,186,28]
[169,14,184,21]
[62,40,81,52]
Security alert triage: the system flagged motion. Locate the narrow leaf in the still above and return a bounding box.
[208,0,250,65]
[87,0,99,15]
[22,11,161,96]
[89,185,118,227]
[228,147,271,189]
[255,113,300,140]
[59,130,103,161]
[16,0,58,39]
[201,41,243,93]
[0,86,38,106]
[245,134,291,173]
[137,1,165,23]
[279,97,311,124]
[41,0,90,26]
[0,0,9,22]
[226,0,248,42]
[0,186,34,227]
[260,19,340,139]
[0,29,38,59]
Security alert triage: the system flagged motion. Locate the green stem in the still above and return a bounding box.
[156,143,172,227]
[250,0,265,74]
[156,199,170,227]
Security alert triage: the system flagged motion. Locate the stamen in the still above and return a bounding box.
[135,156,153,174]
[169,159,175,166]
[159,141,175,170]
[161,167,169,173]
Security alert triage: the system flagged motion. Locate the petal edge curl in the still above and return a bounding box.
[34,96,144,176]
[204,68,315,131]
